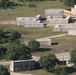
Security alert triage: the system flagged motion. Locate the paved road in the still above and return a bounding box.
[0,61,11,65]
[10,72,33,75]
[0,56,40,66]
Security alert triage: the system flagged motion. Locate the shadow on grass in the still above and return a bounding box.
[64,67,76,74]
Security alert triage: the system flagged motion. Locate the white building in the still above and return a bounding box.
[71,5,76,13]
[22,39,51,46]
[36,39,51,46]
[45,9,71,24]
[54,25,76,32]
[16,15,45,27]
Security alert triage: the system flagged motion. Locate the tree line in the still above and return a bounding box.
[0,0,76,9]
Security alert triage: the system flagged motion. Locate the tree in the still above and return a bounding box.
[0,46,7,58]
[54,67,68,75]
[6,42,32,60]
[39,53,58,72]
[70,49,76,68]
[0,0,9,9]
[9,30,21,42]
[63,0,76,6]
[0,65,10,75]
[0,29,3,43]
[28,40,40,52]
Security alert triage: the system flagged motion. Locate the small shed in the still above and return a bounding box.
[36,39,51,46]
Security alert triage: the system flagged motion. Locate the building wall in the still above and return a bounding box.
[17,22,45,27]
[36,39,51,45]
[10,60,35,72]
[45,9,64,18]
[68,30,76,35]
[47,16,70,24]
[16,16,44,27]
[54,26,76,32]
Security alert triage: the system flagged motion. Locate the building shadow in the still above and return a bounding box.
[37,48,53,52]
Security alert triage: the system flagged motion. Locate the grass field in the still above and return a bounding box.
[32,35,76,56]
[17,69,76,75]
[18,69,53,75]
[0,25,65,42]
[0,25,76,55]
[0,0,69,20]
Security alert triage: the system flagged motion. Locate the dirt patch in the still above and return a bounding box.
[0,20,17,25]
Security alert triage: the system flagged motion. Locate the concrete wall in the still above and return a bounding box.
[36,39,51,45]
[45,9,64,18]
[54,25,76,32]
[68,30,76,35]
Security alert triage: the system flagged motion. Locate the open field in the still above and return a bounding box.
[32,35,76,56]
[0,25,76,55]
[0,25,66,42]
[0,0,69,20]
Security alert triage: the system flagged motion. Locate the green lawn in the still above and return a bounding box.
[0,0,69,20]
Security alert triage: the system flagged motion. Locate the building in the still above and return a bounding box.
[22,39,51,46]
[16,15,45,27]
[45,9,71,24]
[71,5,76,13]
[36,39,51,45]
[54,25,76,32]
[55,52,74,67]
[45,9,64,18]
[10,59,35,72]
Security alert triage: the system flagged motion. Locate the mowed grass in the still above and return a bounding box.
[0,25,65,42]
[0,0,69,20]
